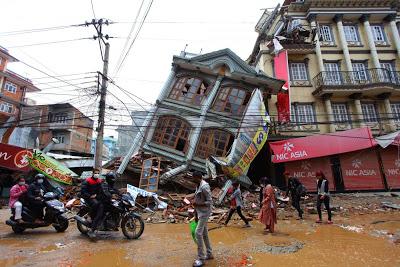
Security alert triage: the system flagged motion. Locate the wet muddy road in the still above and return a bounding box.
[0,209,399,267]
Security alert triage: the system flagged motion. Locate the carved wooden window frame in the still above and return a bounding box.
[152,116,190,152]
[195,128,234,159]
[169,76,210,106]
[212,86,251,116]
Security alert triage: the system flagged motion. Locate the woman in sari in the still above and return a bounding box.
[259,184,277,233]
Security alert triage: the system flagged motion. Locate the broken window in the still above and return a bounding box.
[212,87,251,116]
[169,77,209,106]
[196,128,234,159]
[152,116,190,152]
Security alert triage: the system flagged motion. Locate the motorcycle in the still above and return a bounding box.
[74,193,145,239]
[6,192,69,234]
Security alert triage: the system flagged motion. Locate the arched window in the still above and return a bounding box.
[212,87,251,115]
[196,129,234,159]
[169,77,209,105]
[152,116,190,152]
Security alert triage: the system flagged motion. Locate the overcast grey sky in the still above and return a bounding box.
[2,0,280,135]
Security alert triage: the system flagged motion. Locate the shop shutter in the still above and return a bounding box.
[285,157,334,192]
[380,146,400,189]
[339,149,384,190]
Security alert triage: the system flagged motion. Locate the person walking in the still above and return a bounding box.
[9,176,28,223]
[259,177,269,208]
[259,183,277,233]
[316,171,332,224]
[193,171,213,267]
[285,172,304,219]
[224,182,250,227]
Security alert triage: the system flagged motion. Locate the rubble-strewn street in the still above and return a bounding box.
[1,193,399,267]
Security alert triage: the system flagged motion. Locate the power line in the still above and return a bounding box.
[18,59,91,91]
[37,80,97,90]
[30,72,97,80]
[0,23,87,36]
[7,38,92,48]
[113,0,154,76]
[113,20,256,25]
[113,0,146,76]
[90,0,97,20]
[108,79,152,107]
[32,75,97,85]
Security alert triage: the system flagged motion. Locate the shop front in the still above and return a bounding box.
[0,143,32,198]
[268,128,398,192]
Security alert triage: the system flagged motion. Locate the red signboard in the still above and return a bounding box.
[0,143,32,172]
[270,128,376,163]
[339,149,384,190]
[380,146,400,189]
[274,50,290,122]
[285,157,334,192]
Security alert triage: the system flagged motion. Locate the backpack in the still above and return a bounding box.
[296,184,307,197]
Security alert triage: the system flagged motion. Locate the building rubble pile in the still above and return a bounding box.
[61,179,400,225]
[59,150,400,224]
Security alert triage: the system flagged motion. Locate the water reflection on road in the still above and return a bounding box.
[0,210,399,267]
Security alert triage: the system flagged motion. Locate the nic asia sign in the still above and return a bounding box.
[274,141,308,162]
[269,128,376,163]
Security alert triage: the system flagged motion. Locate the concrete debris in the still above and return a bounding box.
[381,202,400,210]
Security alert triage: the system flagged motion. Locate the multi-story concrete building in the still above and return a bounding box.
[0,46,40,141]
[247,0,400,190]
[91,136,117,160]
[20,103,93,156]
[249,0,400,136]
[116,110,147,156]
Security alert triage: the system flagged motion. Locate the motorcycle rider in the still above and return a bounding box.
[27,174,46,224]
[98,171,121,231]
[80,168,104,238]
[9,176,28,223]
[102,172,120,198]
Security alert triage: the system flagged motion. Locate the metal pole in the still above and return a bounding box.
[94,43,110,169]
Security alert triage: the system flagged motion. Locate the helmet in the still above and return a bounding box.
[105,171,116,184]
[34,173,45,180]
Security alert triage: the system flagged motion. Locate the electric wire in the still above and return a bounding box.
[0,23,87,36]
[113,0,146,76]
[6,38,92,48]
[113,0,154,76]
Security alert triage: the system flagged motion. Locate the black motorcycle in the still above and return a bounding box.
[74,193,145,239]
[6,192,69,234]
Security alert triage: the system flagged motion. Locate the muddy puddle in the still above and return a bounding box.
[0,257,26,267]
[0,210,399,266]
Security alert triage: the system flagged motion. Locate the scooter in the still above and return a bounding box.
[6,192,69,234]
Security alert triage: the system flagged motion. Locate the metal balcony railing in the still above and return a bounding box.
[313,68,400,89]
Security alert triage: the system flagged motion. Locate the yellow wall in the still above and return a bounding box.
[258,7,400,136]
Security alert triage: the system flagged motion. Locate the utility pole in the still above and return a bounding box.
[87,19,111,169]
[95,43,109,169]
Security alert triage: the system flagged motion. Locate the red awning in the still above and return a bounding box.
[0,143,32,172]
[270,128,376,163]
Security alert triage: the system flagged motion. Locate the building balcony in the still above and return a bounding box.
[313,69,400,97]
[48,122,71,130]
[277,122,319,133]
